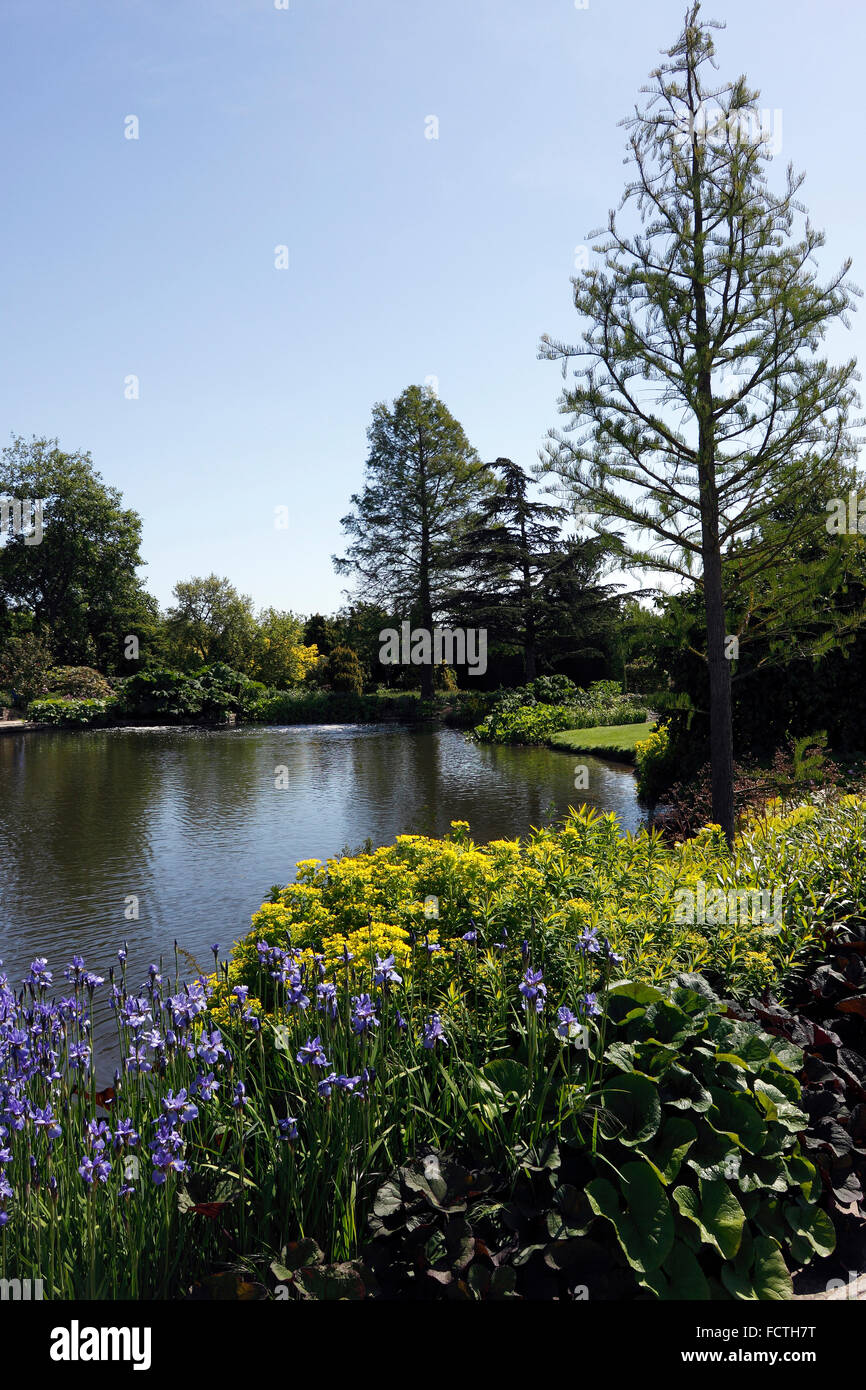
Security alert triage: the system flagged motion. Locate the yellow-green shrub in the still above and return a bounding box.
[220,797,866,1012]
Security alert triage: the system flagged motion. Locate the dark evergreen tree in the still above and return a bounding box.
[334,386,497,697]
[447,458,620,682]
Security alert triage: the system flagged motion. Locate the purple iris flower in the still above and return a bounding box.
[350,994,379,1036]
[579,992,602,1019]
[519,967,547,1013]
[32,1104,62,1140]
[85,1119,111,1152]
[373,955,402,988]
[278,1116,298,1140]
[26,959,53,989]
[64,956,87,985]
[196,1029,226,1066]
[112,1119,139,1149]
[193,1072,220,1101]
[555,1006,579,1040]
[317,982,338,1020]
[576,928,602,957]
[79,1155,111,1186]
[296,1036,330,1068]
[421,1013,447,1049]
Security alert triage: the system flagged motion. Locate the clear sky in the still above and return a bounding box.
[1,0,863,614]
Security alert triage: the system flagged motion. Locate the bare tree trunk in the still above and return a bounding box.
[703,549,735,843]
[418,432,434,701]
[690,69,735,846]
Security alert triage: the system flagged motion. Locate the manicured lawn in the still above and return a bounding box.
[547,720,654,763]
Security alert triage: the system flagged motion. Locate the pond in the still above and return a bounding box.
[0,723,644,1070]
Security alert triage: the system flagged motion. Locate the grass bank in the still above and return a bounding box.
[548,720,654,762]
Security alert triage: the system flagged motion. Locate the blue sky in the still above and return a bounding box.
[1,0,863,614]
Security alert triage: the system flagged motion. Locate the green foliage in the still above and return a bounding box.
[323,644,364,694]
[28,696,115,726]
[164,574,257,670]
[0,436,154,669]
[0,629,53,704]
[474,703,579,744]
[440,689,494,727]
[635,722,677,802]
[116,663,265,721]
[335,384,497,698]
[261,980,832,1301]
[45,665,113,698]
[475,693,648,745]
[249,608,319,687]
[526,673,579,704]
[577,979,833,1299]
[249,687,424,724]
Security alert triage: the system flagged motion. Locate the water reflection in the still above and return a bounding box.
[0,724,644,1070]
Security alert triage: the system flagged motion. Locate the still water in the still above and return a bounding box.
[0,723,643,1068]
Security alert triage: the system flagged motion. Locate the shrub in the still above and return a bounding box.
[115,664,266,721]
[0,631,53,703]
[729,907,866,1229]
[635,721,676,802]
[654,734,845,841]
[45,666,113,698]
[223,798,866,1012]
[360,979,834,1300]
[250,688,423,724]
[577,979,833,1298]
[116,667,203,719]
[324,645,364,694]
[526,673,580,704]
[441,689,494,728]
[475,699,646,744]
[474,703,577,744]
[27,696,115,726]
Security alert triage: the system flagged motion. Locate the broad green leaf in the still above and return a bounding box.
[750,1236,794,1300]
[707,1087,767,1155]
[784,1203,836,1258]
[673,1179,744,1259]
[586,1161,674,1273]
[481,1058,530,1099]
[646,1116,697,1184]
[599,1073,661,1147]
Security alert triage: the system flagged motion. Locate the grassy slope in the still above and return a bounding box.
[547,720,654,763]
